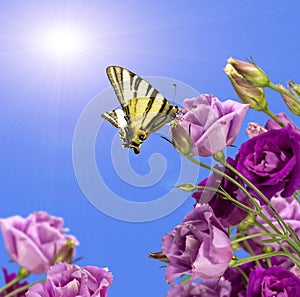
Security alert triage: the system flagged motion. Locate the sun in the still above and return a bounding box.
[39,25,86,60]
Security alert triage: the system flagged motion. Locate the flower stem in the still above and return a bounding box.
[0,274,27,294]
[262,106,285,127]
[231,232,281,244]
[192,185,255,213]
[5,279,45,297]
[184,154,261,212]
[231,251,300,267]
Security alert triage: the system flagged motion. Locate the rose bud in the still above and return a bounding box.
[226,57,270,87]
[224,64,267,111]
[277,83,300,116]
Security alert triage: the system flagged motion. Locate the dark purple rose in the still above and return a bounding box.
[235,125,300,201]
[192,157,251,228]
[265,112,300,133]
[0,268,28,297]
[171,94,249,156]
[167,280,231,297]
[245,193,300,254]
[26,262,113,297]
[162,205,233,283]
[247,266,300,297]
[0,212,79,274]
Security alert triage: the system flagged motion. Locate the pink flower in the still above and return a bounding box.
[26,262,113,297]
[0,212,78,274]
[162,205,233,283]
[171,94,249,156]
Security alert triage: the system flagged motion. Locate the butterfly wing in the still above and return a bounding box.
[106,66,165,106]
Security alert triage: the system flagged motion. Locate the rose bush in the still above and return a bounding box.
[162,205,233,283]
[171,94,249,156]
[0,212,78,274]
[26,262,113,297]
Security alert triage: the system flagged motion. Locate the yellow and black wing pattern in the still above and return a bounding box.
[101,66,179,154]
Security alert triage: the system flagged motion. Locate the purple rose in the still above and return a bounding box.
[171,94,249,156]
[265,112,300,133]
[26,262,113,297]
[162,205,233,283]
[247,266,300,297]
[235,125,300,201]
[192,157,250,228]
[245,193,300,254]
[0,212,78,274]
[0,268,28,297]
[166,280,231,297]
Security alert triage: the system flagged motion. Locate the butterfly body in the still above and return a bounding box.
[102,66,179,154]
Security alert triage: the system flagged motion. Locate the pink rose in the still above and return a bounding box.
[171,94,249,156]
[162,205,233,283]
[0,212,78,274]
[26,262,113,297]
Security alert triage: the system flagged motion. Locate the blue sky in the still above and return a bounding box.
[0,1,300,296]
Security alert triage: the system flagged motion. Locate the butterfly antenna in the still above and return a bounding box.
[172,83,177,105]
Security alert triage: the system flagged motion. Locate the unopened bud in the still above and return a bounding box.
[174,183,196,192]
[54,240,76,264]
[288,80,300,96]
[224,64,267,111]
[278,83,300,115]
[227,57,270,87]
[170,120,191,155]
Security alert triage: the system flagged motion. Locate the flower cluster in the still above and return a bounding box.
[151,57,300,296]
[0,212,113,296]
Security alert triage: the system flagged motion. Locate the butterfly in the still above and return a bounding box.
[101,66,179,154]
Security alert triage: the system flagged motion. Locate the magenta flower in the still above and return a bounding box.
[0,212,78,274]
[162,205,233,283]
[26,262,113,297]
[192,157,250,228]
[245,193,300,254]
[235,125,300,201]
[0,268,28,297]
[171,94,249,156]
[247,266,300,297]
[166,280,231,297]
